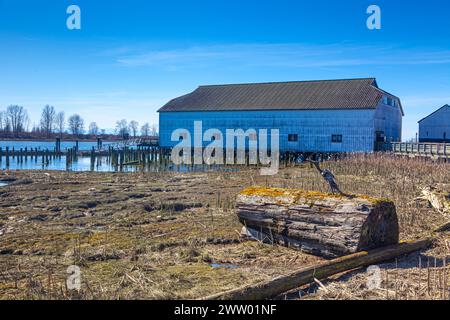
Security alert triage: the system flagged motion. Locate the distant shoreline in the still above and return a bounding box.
[0,138,117,142]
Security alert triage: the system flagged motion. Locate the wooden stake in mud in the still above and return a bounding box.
[55,138,61,153]
[66,148,70,169]
[90,146,95,171]
[45,149,50,166]
[5,147,9,167]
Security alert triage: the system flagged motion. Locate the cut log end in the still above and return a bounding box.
[236,187,399,258]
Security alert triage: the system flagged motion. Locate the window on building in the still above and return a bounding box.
[332,134,343,143]
[288,134,298,142]
[383,96,397,107]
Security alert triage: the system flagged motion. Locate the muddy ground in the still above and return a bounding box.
[0,154,449,300]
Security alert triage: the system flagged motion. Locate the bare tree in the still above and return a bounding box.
[68,114,84,137]
[88,122,99,136]
[151,123,159,136]
[140,123,150,137]
[6,105,28,137]
[31,123,40,134]
[0,111,4,131]
[40,105,56,137]
[3,112,11,133]
[115,119,129,138]
[56,112,65,136]
[129,120,139,137]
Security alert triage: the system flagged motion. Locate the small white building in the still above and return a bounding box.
[419,105,450,143]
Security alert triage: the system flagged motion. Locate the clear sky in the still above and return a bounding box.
[0,0,449,138]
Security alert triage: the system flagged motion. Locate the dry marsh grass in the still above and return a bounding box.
[0,153,448,300]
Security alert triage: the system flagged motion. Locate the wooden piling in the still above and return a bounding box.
[55,138,61,153]
[5,147,9,167]
[90,147,95,171]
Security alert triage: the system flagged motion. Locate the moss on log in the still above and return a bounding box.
[237,187,400,258]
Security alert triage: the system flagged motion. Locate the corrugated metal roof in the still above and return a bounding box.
[158,78,391,112]
[418,104,449,123]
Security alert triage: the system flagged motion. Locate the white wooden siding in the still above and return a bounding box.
[159,109,379,152]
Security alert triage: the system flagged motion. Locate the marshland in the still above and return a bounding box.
[0,153,448,300]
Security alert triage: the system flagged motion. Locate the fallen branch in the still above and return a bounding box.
[421,185,450,216]
[201,238,434,300]
[433,221,450,233]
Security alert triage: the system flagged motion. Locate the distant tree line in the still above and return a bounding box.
[0,104,158,140]
[114,119,158,139]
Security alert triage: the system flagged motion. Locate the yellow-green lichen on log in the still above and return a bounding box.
[240,186,392,205]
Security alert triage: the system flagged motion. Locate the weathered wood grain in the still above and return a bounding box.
[236,187,399,258]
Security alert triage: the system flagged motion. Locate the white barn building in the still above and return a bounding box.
[419,105,450,143]
[158,78,403,152]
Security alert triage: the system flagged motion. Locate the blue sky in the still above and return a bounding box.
[0,0,449,138]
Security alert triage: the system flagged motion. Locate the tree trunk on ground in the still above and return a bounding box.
[236,187,399,258]
[201,238,433,300]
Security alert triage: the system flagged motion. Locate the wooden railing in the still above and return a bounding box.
[105,137,159,150]
[378,142,450,158]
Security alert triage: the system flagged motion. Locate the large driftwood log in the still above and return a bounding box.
[237,187,399,258]
[202,238,433,300]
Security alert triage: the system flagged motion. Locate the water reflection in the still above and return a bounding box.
[0,141,110,151]
[0,156,240,173]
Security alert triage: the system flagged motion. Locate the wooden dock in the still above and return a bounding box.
[0,137,174,171]
[0,145,172,168]
[1,138,449,172]
[379,142,450,159]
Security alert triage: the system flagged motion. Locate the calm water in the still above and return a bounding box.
[0,156,240,173]
[0,140,115,151]
[0,140,243,173]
